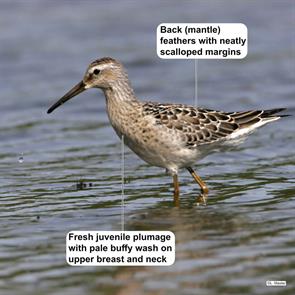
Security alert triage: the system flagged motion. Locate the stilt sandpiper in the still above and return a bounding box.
[47,57,287,204]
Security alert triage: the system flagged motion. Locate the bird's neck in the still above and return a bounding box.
[102,80,141,138]
[103,79,138,106]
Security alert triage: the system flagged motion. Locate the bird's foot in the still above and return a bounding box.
[196,192,208,206]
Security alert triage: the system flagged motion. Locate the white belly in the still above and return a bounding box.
[123,134,203,173]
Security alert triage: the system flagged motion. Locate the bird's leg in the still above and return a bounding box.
[187,167,209,195]
[173,174,180,206]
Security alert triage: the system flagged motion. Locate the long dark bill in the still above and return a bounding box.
[47,80,86,114]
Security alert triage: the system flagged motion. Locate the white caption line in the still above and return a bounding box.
[194,59,198,107]
[121,135,125,231]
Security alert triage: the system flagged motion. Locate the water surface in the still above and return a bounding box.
[0,1,295,295]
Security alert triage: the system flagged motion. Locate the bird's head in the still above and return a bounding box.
[47,57,125,114]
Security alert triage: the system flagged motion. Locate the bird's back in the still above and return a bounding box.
[142,103,286,148]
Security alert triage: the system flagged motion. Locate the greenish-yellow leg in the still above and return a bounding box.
[173,174,180,206]
[187,167,209,194]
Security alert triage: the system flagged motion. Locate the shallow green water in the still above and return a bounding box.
[0,1,295,295]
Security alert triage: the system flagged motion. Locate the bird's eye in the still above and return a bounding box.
[93,69,100,75]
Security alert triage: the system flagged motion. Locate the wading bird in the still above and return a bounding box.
[47,57,286,204]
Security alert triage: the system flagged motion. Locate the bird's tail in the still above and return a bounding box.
[229,108,289,129]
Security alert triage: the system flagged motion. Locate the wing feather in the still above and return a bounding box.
[142,103,286,148]
[142,103,238,147]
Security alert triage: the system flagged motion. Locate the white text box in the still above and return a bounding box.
[157,23,247,59]
[67,231,175,266]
